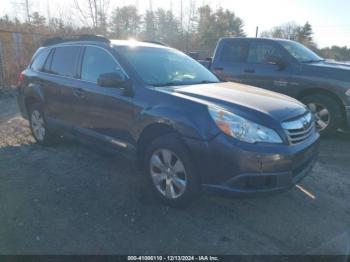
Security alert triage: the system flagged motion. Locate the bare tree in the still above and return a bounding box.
[73,0,110,34]
[13,0,33,23]
[185,0,197,52]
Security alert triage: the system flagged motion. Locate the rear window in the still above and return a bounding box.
[50,46,80,78]
[31,48,50,71]
[219,40,248,63]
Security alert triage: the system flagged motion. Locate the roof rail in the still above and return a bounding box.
[141,40,168,46]
[42,35,110,46]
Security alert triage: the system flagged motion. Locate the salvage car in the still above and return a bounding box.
[17,35,320,206]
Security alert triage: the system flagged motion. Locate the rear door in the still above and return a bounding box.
[240,40,292,93]
[211,39,248,82]
[42,45,82,128]
[74,46,135,148]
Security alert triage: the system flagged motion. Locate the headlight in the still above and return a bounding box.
[346,89,350,96]
[208,107,283,144]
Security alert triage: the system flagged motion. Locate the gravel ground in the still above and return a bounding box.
[0,87,350,255]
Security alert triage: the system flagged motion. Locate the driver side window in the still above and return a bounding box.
[248,42,282,64]
[81,46,124,83]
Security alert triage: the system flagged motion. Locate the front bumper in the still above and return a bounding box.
[184,132,320,197]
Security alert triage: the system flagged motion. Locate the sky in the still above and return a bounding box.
[1,0,350,48]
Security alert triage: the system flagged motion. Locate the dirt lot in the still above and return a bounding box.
[0,87,350,255]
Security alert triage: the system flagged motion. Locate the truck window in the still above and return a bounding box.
[247,42,282,64]
[219,41,248,63]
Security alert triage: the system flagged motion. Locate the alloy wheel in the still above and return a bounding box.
[31,109,46,141]
[308,103,330,132]
[150,149,187,199]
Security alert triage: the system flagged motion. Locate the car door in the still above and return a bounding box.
[211,39,248,82]
[43,45,82,128]
[74,45,135,148]
[240,40,292,94]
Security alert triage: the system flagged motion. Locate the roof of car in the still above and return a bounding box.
[110,39,169,49]
[42,35,169,49]
[220,37,296,43]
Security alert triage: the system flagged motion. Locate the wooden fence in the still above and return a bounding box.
[0,29,49,87]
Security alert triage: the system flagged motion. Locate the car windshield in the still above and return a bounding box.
[278,40,324,63]
[115,45,219,87]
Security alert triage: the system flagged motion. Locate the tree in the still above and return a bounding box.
[298,22,316,49]
[261,22,316,49]
[196,5,246,54]
[319,46,350,61]
[154,9,181,45]
[31,12,46,28]
[110,5,141,38]
[73,0,110,34]
[142,10,156,40]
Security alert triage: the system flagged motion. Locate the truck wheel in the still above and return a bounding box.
[28,103,59,145]
[144,133,200,207]
[301,95,342,135]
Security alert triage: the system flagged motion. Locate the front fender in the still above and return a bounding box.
[131,104,219,142]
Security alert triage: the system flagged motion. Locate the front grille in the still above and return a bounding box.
[282,112,315,145]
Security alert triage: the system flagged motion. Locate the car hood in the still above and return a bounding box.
[302,60,350,81]
[166,82,307,124]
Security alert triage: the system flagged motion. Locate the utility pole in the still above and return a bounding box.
[180,0,183,34]
[255,26,259,38]
[25,0,31,23]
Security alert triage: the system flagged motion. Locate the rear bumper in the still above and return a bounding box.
[184,132,320,197]
[17,87,28,119]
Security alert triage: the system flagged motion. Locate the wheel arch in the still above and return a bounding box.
[297,88,346,119]
[136,123,178,166]
[136,122,203,189]
[24,95,41,114]
[23,84,45,115]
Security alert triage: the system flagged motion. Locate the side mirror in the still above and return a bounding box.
[266,55,286,70]
[97,71,133,96]
[97,71,127,88]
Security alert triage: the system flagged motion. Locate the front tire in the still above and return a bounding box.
[144,133,199,207]
[28,104,58,145]
[301,94,343,135]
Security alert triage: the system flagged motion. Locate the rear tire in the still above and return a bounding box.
[28,103,59,145]
[143,133,200,207]
[301,94,343,135]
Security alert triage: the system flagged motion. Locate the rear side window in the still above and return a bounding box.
[31,48,50,71]
[219,41,248,63]
[50,46,80,78]
[81,46,123,83]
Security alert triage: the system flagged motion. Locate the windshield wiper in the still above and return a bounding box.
[151,82,188,87]
[301,59,325,63]
[195,80,219,84]
[151,80,218,87]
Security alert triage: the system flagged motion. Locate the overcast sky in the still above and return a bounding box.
[1,0,349,48]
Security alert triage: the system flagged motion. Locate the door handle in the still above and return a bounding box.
[244,69,255,73]
[214,67,224,71]
[74,87,85,98]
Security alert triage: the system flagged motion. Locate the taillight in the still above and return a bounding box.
[18,72,25,86]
